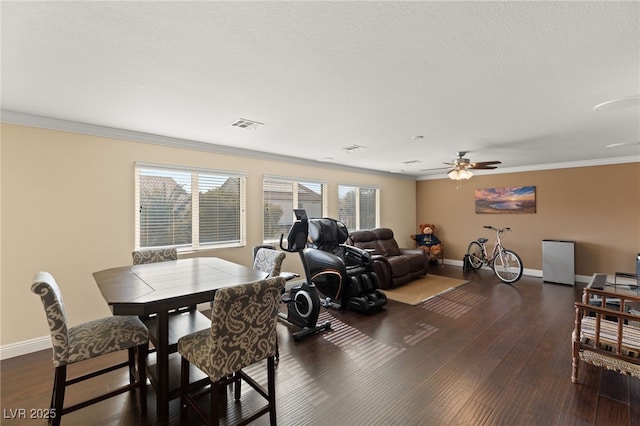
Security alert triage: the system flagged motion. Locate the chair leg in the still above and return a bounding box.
[128,347,136,384]
[51,366,66,426]
[234,371,241,401]
[571,341,580,383]
[211,380,220,426]
[180,357,189,426]
[137,343,148,415]
[267,356,276,426]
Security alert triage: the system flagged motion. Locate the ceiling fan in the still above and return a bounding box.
[445,151,501,173]
[444,151,501,186]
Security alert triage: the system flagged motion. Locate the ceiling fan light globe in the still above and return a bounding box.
[448,169,473,180]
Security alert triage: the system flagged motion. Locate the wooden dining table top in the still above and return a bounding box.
[93,257,268,315]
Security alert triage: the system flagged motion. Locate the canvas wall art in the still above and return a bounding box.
[475,186,536,214]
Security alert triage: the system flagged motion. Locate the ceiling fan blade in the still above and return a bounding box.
[470,165,499,170]
[470,160,501,167]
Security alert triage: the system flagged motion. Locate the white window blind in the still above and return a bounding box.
[338,185,379,230]
[135,164,246,250]
[263,177,326,242]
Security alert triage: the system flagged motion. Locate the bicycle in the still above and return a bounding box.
[466,226,523,283]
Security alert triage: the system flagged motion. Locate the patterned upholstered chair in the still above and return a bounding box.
[131,247,209,364]
[178,277,286,426]
[132,247,178,265]
[31,272,149,426]
[253,245,299,283]
[253,247,286,277]
[252,247,290,361]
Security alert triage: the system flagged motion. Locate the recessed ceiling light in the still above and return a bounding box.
[230,118,264,130]
[411,136,424,140]
[317,157,335,162]
[402,160,422,166]
[594,96,640,112]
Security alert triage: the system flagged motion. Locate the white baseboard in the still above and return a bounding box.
[0,336,51,360]
[442,258,591,284]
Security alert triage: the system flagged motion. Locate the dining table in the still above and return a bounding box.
[93,257,268,424]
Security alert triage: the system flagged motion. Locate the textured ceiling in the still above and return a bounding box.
[2,1,639,178]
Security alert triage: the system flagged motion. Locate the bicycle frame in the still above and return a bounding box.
[467,225,523,283]
[487,229,507,265]
[477,227,508,267]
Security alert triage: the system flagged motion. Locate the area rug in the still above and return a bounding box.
[383,275,469,305]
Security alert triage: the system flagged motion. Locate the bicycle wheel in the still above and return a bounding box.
[466,241,484,269]
[493,249,523,283]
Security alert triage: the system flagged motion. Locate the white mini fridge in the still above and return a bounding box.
[542,240,575,286]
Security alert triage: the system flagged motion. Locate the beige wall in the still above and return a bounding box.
[416,163,640,276]
[1,123,416,347]
[3,122,638,350]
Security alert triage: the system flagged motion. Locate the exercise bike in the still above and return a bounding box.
[278,210,331,341]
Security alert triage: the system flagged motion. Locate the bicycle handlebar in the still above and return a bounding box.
[483,225,511,232]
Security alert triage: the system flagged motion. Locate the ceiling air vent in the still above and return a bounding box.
[230,118,264,130]
[342,144,367,153]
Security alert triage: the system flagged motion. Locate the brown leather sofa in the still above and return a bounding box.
[346,228,428,289]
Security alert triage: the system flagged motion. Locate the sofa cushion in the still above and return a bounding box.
[348,230,379,253]
[347,227,428,289]
[378,239,401,257]
[372,229,401,256]
[373,228,394,241]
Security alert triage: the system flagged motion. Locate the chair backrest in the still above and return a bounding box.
[132,248,178,265]
[308,218,349,252]
[206,277,285,381]
[31,272,69,367]
[252,248,286,277]
[252,244,275,260]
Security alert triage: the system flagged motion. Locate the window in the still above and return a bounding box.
[338,185,379,230]
[135,163,246,250]
[263,177,326,242]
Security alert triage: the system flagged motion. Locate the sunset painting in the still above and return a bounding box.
[475,186,536,214]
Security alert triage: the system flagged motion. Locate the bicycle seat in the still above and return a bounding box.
[478,238,489,244]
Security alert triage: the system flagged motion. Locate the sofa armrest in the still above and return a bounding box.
[341,244,372,266]
[369,255,393,289]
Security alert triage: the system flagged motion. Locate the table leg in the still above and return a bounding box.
[157,310,170,423]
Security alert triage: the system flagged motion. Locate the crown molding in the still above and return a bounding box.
[1,110,414,180]
[3,111,637,181]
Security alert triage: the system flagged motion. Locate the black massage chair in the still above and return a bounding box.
[290,209,387,314]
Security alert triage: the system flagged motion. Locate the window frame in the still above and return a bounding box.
[134,162,247,252]
[338,184,380,230]
[262,175,327,244]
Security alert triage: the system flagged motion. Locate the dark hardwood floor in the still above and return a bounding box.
[2,265,639,425]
